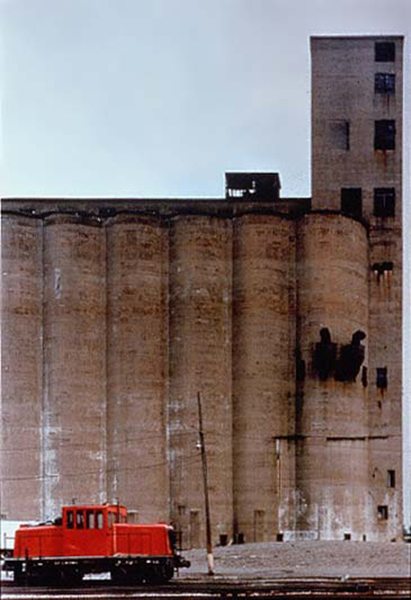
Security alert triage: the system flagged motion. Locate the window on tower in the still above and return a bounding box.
[341,188,362,218]
[376,367,388,390]
[374,120,396,150]
[375,42,395,62]
[377,505,389,520]
[387,470,396,488]
[374,188,395,217]
[329,120,350,150]
[375,73,395,94]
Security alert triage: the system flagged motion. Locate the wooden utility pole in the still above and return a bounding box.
[197,392,214,575]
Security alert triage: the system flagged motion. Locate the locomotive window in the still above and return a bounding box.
[108,512,115,528]
[86,510,95,529]
[76,511,85,529]
[67,510,74,529]
[96,511,104,529]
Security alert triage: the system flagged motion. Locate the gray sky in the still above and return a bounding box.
[1,0,410,527]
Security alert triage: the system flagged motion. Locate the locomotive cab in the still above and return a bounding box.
[4,503,190,585]
[62,504,127,557]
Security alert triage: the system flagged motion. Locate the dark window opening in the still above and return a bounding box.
[376,367,388,390]
[374,188,395,217]
[375,42,395,62]
[372,261,394,276]
[329,120,350,150]
[296,348,306,381]
[341,188,362,218]
[361,366,368,388]
[377,505,389,520]
[375,120,396,150]
[66,510,74,529]
[375,73,395,94]
[387,470,396,488]
[362,534,367,541]
[344,533,351,541]
[276,533,284,542]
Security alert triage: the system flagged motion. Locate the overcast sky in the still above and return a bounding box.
[1,0,410,526]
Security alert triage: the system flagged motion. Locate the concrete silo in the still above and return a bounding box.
[1,215,43,520]
[295,212,369,539]
[106,215,169,522]
[232,214,296,542]
[168,215,232,548]
[42,214,107,518]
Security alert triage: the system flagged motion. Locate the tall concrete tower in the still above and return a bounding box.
[310,36,403,540]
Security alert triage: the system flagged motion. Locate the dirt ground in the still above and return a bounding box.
[181,540,411,579]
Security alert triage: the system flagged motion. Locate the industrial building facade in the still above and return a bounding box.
[1,36,403,545]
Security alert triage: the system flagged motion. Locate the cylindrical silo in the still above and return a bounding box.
[296,212,369,540]
[169,216,232,549]
[106,215,169,523]
[1,215,43,520]
[42,214,106,518]
[232,214,296,543]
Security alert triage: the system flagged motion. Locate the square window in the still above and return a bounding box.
[329,120,350,150]
[374,120,396,150]
[341,188,362,218]
[377,505,389,520]
[375,42,395,62]
[375,73,395,94]
[374,188,395,217]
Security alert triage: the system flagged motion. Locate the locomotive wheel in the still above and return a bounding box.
[60,568,83,586]
[160,562,174,582]
[13,565,26,586]
[111,566,143,585]
[146,562,174,583]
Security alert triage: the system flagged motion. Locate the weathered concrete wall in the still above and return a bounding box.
[42,215,107,518]
[311,35,403,540]
[232,215,295,542]
[1,216,43,520]
[168,216,232,548]
[295,213,369,540]
[311,36,402,215]
[106,215,169,522]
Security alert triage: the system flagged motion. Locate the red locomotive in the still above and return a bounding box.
[3,503,190,585]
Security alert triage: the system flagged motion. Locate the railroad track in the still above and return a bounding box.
[1,577,410,599]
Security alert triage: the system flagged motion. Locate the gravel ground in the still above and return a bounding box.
[180,541,411,579]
